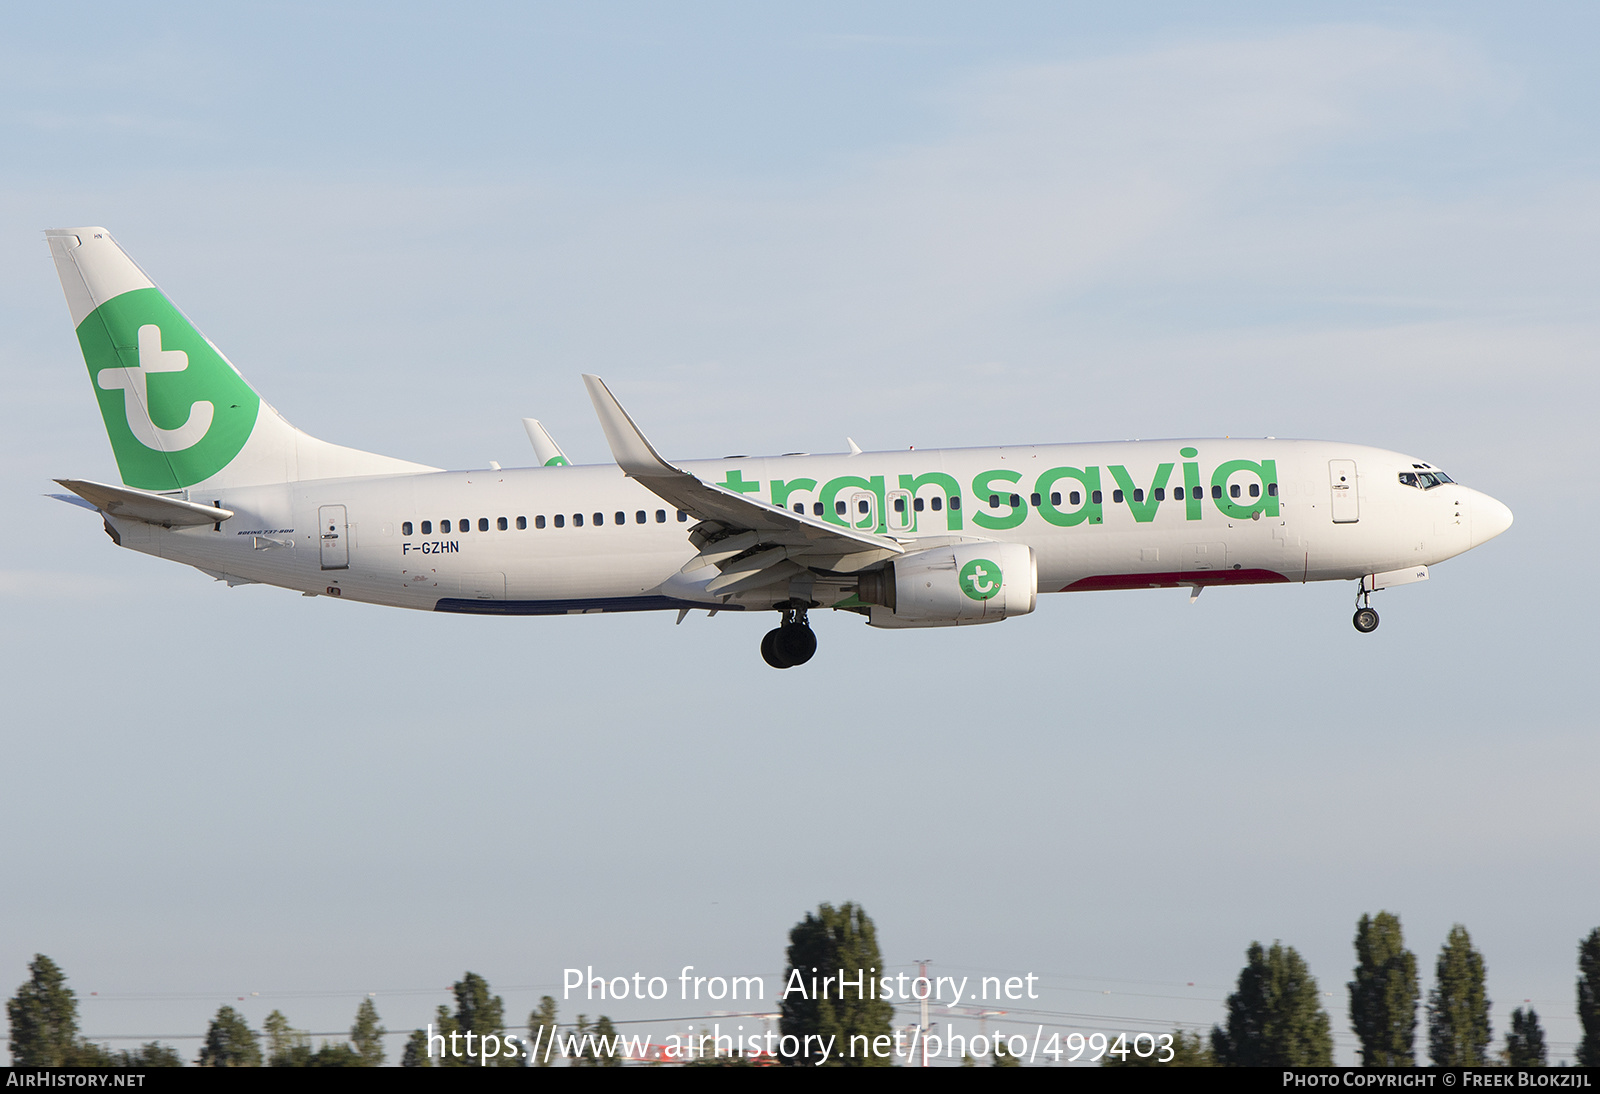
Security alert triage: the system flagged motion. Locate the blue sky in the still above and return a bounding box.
[2,2,1596,1065]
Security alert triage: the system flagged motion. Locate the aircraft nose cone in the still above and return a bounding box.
[1469,491,1513,547]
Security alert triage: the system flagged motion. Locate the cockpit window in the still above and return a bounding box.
[1400,470,1456,490]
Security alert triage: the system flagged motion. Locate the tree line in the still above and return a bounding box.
[8,915,1600,1066]
[1112,917,1600,1067]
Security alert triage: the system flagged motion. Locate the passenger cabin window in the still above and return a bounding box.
[1175,487,1184,500]
[893,497,906,513]
[1133,489,1144,503]
[615,512,625,525]
[1267,483,1278,497]
[1153,488,1164,501]
[949,496,961,510]
[421,521,432,534]
[441,519,452,533]
[402,521,414,536]
[554,515,564,528]
[593,512,603,526]
[813,503,824,516]
[535,515,545,529]
[1212,485,1223,499]
[656,510,667,522]
[498,517,508,530]
[1112,490,1124,503]
[794,503,804,513]
[677,510,688,522]
[1229,485,1240,498]
[460,518,470,532]
[517,516,528,530]
[1091,491,1102,504]
[913,497,924,512]
[636,511,646,524]
[989,495,1000,508]
[1009,494,1020,507]
[837,501,848,515]
[1070,491,1080,505]
[575,514,584,527]
[480,518,490,531]
[1248,484,1260,498]
[931,497,942,511]
[858,500,869,514]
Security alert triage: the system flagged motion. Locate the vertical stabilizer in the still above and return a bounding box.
[47,227,437,492]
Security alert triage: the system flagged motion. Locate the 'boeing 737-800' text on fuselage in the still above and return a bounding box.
[45,228,1512,667]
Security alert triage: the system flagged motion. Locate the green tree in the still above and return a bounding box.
[305,1043,363,1066]
[1427,925,1491,1066]
[570,1014,624,1067]
[119,1043,184,1067]
[1578,928,1600,1067]
[400,1027,433,1068]
[991,1038,1022,1066]
[197,1005,262,1067]
[1349,911,1420,1066]
[6,955,80,1066]
[1210,941,1333,1066]
[778,902,895,1067]
[451,972,516,1066]
[1104,1029,1215,1067]
[263,1009,307,1067]
[350,998,386,1066]
[1503,1007,1546,1067]
[527,996,558,1067]
[401,976,516,1067]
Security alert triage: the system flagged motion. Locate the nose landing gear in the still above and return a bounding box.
[761,604,817,668]
[1352,586,1380,633]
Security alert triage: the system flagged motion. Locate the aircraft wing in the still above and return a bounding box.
[583,375,903,586]
[53,478,234,528]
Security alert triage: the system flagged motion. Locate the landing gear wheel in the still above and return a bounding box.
[775,622,817,666]
[1352,607,1380,633]
[761,628,792,668]
[759,603,818,668]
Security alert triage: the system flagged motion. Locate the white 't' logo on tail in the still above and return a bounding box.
[96,324,215,451]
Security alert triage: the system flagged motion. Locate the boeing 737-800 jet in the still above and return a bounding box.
[46,227,1513,667]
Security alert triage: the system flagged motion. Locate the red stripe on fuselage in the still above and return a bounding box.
[1062,569,1290,592]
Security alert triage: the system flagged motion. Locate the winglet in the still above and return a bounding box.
[522,419,571,467]
[582,375,682,479]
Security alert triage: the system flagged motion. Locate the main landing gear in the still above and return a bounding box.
[761,604,817,668]
[1352,586,1380,634]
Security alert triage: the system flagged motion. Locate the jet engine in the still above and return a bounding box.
[856,541,1036,628]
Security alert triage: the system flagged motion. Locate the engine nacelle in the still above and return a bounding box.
[859,542,1037,628]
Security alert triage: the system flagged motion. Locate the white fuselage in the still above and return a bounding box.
[105,438,1510,620]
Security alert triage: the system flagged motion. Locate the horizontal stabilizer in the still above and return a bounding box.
[53,478,233,527]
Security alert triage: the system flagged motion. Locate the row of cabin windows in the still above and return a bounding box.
[402,510,689,536]
[789,496,964,516]
[982,483,1278,507]
[396,480,1284,536]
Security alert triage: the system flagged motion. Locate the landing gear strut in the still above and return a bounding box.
[1352,586,1380,634]
[761,604,817,668]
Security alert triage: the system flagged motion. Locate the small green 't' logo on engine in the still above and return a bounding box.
[959,558,1001,601]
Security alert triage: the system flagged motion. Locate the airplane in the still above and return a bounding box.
[45,227,1513,668]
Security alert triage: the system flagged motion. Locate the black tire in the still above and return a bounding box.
[1352,608,1380,633]
[761,628,793,668]
[775,623,817,666]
